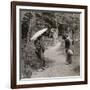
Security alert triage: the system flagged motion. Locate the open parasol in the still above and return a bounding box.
[31,28,47,41]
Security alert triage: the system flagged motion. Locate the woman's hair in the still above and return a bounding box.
[62,35,66,40]
[34,35,42,44]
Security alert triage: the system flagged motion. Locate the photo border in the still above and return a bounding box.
[11,1,88,89]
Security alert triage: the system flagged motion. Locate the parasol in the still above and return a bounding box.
[31,28,47,41]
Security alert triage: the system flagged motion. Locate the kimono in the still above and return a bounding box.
[34,37,45,67]
[65,38,70,53]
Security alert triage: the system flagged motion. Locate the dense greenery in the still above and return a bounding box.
[21,10,80,41]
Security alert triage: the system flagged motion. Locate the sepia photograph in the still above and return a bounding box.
[11,1,87,89]
[20,9,80,79]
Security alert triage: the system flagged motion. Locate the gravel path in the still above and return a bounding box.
[31,42,80,78]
